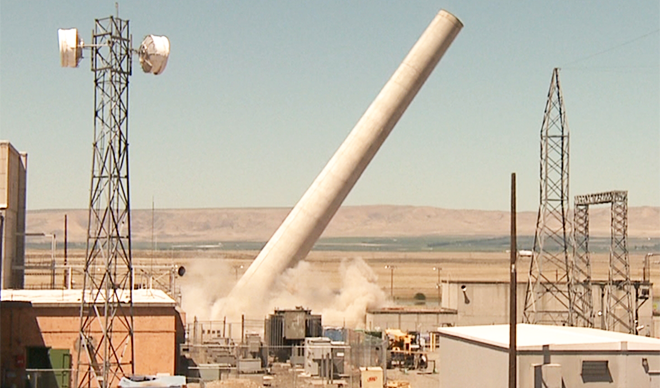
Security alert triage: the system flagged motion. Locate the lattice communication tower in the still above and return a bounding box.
[58,10,169,388]
[523,68,578,326]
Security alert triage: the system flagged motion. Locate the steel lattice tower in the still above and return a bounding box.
[573,191,634,333]
[571,200,594,327]
[607,191,634,332]
[523,68,575,326]
[76,15,135,388]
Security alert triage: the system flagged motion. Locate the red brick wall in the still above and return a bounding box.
[1,302,182,387]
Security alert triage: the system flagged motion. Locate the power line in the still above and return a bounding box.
[560,66,657,74]
[562,29,659,67]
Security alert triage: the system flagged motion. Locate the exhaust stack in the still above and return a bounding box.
[229,10,463,306]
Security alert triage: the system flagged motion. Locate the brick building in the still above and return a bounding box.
[1,289,184,388]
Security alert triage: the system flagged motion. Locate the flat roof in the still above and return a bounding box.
[367,306,455,314]
[1,289,176,307]
[438,324,660,352]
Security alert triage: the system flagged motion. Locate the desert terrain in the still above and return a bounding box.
[22,205,660,328]
[25,205,660,244]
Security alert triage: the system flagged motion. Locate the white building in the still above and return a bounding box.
[366,281,656,337]
[0,141,27,289]
[438,324,660,388]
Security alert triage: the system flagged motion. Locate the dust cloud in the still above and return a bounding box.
[178,259,235,321]
[180,257,387,329]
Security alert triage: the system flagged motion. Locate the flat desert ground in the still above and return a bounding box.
[23,205,659,325]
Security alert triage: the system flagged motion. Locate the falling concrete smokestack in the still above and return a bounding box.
[230,10,462,305]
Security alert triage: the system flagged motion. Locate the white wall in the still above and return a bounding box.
[439,334,507,388]
[452,282,525,326]
[439,334,660,388]
[0,142,27,289]
[368,282,655,335]
[366,311,456,332]
[518,351,659,388]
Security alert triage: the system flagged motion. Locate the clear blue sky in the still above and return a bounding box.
[1,1,658,212]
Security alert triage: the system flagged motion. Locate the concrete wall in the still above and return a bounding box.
[367,282,527,332]
[1,302,183,388]
[447,282,527,326]
[368,282,655,336]
[0,142,27,289]
[518,351,659,388]
[439,334,507,388]
[366,310,456,332]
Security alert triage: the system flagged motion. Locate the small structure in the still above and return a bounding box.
[359,367,383,388]
[438,324,660,388]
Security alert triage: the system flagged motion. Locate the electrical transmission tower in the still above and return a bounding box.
[58,9,169,388]
[573,191,634,333]
[571,197,594,327]
[523,68,577,326]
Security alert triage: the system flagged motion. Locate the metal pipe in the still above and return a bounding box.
[229,10,462,304]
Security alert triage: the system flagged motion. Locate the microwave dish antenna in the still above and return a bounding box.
[138,35,170,75]
[58,28,84,68]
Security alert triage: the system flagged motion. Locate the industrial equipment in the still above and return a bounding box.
[264,308,322,362]
[385,329,427,370]
[303,337,346,379]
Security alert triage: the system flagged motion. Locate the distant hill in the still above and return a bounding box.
[25,205,659,244]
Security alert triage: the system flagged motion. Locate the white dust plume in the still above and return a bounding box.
[180,256,386,329]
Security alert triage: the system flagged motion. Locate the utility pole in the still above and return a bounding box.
[385,265,397,300]
[433,266,442,306]
[509,173,517,388]
[63,214,68,288]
